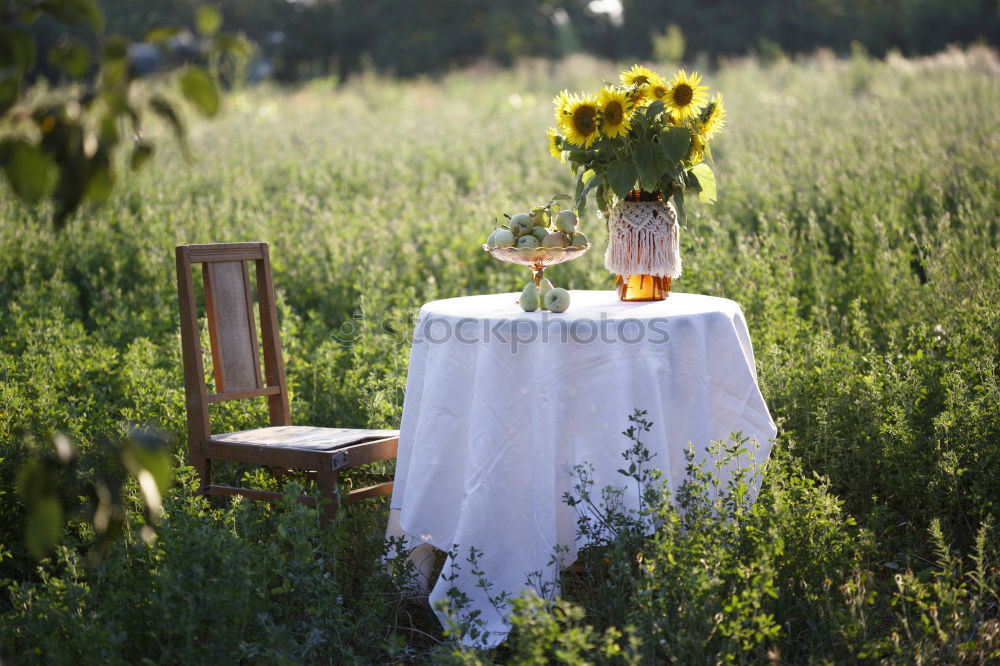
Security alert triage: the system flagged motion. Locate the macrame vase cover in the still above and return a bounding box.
[604,198,681,279]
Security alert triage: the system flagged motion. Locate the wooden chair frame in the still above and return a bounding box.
[175,242,398,521]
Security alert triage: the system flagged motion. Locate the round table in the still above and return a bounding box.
[389,290,777,647]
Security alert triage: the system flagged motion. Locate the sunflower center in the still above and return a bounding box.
[604,101,623,126]
[633,75,649,85]
[673,84,693,106]
[573,106,597,135]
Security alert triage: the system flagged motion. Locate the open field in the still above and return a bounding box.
[1,49,999,662]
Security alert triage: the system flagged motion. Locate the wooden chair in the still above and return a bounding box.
[175,242,398,522]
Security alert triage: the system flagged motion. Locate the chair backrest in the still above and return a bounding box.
[175,242,290,453]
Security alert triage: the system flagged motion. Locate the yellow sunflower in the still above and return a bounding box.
[598,87,630,138]
[646,74,672,104]
[559,93,601,148]
[626,84,649,110]
[686,130,706,165]
[697,93,726,140]
[547,127,565,162]
[552,89,572,124]
[664,69,709,121]
[619,64,658,87]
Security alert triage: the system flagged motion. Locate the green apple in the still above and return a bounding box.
[517,235,540,248]
[554,209,578,234]
[531,226,548,242]
[519,280,539,312]
[544,287,570,313]
[509,213,532,237]
[541,231,570,248]
[493,228,516,248]
[570,231,588,246]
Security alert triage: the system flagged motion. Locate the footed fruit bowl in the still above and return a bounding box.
[483,243,591,286]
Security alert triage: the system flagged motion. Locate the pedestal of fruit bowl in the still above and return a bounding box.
[483,244,592,287]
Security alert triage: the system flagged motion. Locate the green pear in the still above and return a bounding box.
[509,213,532,237]
[531,226,548,242]
[519,280,539,312]
[493,228,516,248]
[554,209,578,234]
[541,231,570,248]
[544,287,570,313]
[538,278,554,309]
[570,231,588,246]
[517,235,540,248]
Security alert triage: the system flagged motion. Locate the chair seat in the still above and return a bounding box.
[208,425,399,452]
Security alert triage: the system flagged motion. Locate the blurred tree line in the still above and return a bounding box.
[95,0,998,81]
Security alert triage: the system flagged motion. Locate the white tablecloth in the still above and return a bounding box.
[390,291,776,646]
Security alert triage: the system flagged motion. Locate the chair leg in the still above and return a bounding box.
[317,463,339,526]
[197,458,213,496]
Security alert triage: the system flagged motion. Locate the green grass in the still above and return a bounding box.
[1,49,999,662]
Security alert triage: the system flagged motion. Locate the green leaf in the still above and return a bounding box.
[129,440,172,497]
[144,26,181,44]
[0,76,18,117]
[179,67,219,117]
[25,497,62,558]
[196,5,223,37]
[84,163,113,205]
[213,34,253,58]
[659,126,691,164]
[575,172,600,214]
[607,158,638,199]
[48,38,91,78]
[574,167,595,201]
[632,143,669,193]
[129,142,154,171]
[672,190,685,226]
[0,29,37,73]
[645,100,665,118]
[40,0,104,33]
[690,163,716,203]
[1,139,54,204]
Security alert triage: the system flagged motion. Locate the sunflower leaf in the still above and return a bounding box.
[607,158,637,200]
[672,190,685,226]
[645,100,665,118]
[575,171,600,214]
[574,168,596,201]
[690,163,716,203]
[632,143,668,193]
[659,126,691,164]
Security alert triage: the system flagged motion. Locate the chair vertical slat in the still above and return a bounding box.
[241,259,264,389]
[175,248,212,484]
[202,262,226,392]
[203,260,262,393]
[256,245,291,426]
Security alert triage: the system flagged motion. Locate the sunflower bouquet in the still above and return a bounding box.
[548,65,725,224]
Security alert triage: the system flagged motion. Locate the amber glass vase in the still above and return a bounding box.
[614,190,672,302]
[616,274,671,301]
